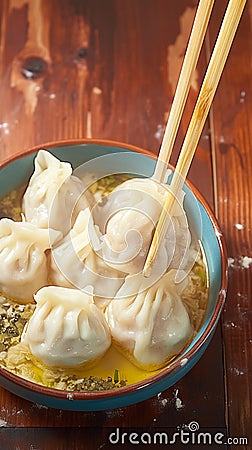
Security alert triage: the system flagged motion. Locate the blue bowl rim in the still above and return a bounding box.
[0,138,228,402]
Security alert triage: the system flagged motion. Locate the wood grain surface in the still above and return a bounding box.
[0,1,251,449]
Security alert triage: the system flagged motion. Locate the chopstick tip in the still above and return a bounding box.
[142,260,152,278]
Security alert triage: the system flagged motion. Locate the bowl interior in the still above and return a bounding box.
[0,140,227,408]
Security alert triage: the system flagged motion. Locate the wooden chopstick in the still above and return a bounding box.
[153,0,215,183]
[144,0,247,277]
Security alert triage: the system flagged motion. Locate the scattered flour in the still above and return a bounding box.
[225,321,236,328]
[230,367,245,376]
[228,256,252,269]
[228,258,235,267]
[0,418,8,427]
[174,389,184,410]
[240,256,252,269]
[160,397,168,407]
[0,122,10,135]
[156,390,184,410]
[156,392,169,408]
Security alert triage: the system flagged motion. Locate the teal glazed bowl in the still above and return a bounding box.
[0,139,228,411]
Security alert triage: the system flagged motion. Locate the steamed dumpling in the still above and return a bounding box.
[106,269,193,370]
[94,178,191,274]
[22,150,93,237]
[0,218,60,303]
[49,208,125,308]
[49,208,99,288]
[22,286,111,367]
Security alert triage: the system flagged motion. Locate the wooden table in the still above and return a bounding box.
[0,1,251,448]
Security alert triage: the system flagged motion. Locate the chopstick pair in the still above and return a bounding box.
[143,0,247,277]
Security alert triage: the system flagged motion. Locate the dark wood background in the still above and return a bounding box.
[0,1,251,449]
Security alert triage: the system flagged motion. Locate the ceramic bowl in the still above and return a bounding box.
[0,139,227,411]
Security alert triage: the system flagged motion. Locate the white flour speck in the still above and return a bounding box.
[0,419,8,427]
[228,256,252,269]
[160,397,168,407]
[0,122,8,129]
[154,124,164,140]
[239,256,252,269]
[0,122,10,135]
[175,397,183,409]
[174,389,184,410]
[240,91,246,103]
[155,392,171,409]
[156,392,169,406]
[228,257,235,267]
[235,223,244,230]
[224,321,236,328]
[230,368,245,376]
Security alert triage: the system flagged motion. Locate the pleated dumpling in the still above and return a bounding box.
[22,150,93,237]
[0,218,59,303]
[94,178,191,275]
[49,208,125,308]
[106,269,193,370]
[22,286,111,367]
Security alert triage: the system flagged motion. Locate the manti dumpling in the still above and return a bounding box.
[106,269,193,370]
[22,286,111,367]
[22,150,93,237]
[49,208,125,308]
[0,218,60,303]
[93,178,191,275]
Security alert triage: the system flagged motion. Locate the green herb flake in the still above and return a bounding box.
[197,266,206,285]
[113,369,119,384]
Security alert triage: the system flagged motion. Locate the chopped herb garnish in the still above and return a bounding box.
[0,302,34,351]
[53,374,127,392]
[88,174,132,197]
[113,369,119,384]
